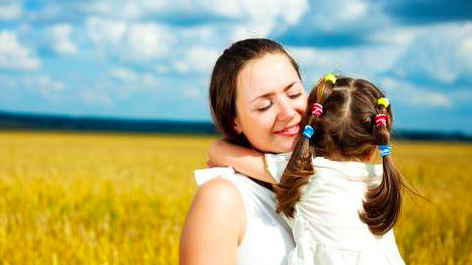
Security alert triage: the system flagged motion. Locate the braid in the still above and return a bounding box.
[359,97,403,235]
[275,74,336,217]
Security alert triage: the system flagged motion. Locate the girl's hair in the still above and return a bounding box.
[209,38,301,147]
[275,75,403,236]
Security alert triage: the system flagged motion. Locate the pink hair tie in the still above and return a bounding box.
[375,114,388,127]
[312,103,323,117]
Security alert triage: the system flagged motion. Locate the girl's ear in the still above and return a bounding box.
[364,145,377,162]
[233,116,242,134]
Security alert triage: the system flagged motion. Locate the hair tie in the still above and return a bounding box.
[375,114,388,127]
[303,125,314,139]
[323,73,337,84]
[377,98,389,108]
[312,103,323,117]
[379,145,392,157]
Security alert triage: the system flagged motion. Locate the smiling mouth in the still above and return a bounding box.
[274,124,300,137]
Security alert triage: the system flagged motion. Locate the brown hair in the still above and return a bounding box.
[209,38,301,147]
[275,75,403,236]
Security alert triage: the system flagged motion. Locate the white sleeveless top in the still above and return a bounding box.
[265,154,405,265]
[195,167,295,265]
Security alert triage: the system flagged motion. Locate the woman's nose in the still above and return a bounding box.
[276,97,296,121]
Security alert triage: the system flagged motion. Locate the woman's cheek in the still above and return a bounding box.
[260,110,278,129]
[296,97,308,112]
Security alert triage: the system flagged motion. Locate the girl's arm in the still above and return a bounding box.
[207,139,277,184]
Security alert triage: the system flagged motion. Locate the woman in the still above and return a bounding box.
[179,38,307,264]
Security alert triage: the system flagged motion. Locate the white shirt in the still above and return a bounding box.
[195,167,295,265]
[265,153,405,265]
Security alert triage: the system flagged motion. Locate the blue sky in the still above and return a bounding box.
[0,0,471,133]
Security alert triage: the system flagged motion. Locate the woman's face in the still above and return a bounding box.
[234,53,307,153]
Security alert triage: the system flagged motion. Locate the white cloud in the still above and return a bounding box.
[380,78,452,108]
[48,23,78,55]
[80,88,112,106]
[231,23,274,41]
[299,0,380,32]
[0,73,16,87]
[180,25,216,43]
[35,75,65,91]
[287,22,472,89]
[182,87,200,99]
[79,0,308,30]
[171,46,220,74]
[457,36,472,72]
[79,1,142,19]
[287,45,406,81]
[451,89,472,104]
[24,75,65,91]
[109,68,138,82]
[391,22,472,83]
[154,64,171,74]
[78,0,308,43]
[341,0,368,21]
[85,19,175,63]
[231,0,309,40]
[85,18,179,64]
[1,74,65,91]
[242,0,308,26]
[286,43,460,109]
[369,26,423,46]
[0,2,23,20]
[109,67,157,87]
[86,17,127,43]
[0,30,40,70]
[173,60,190,73]
[126,23,175,60]
[186,46,219,72]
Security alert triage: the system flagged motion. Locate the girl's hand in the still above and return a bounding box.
[207,139,277,184]
[206,159,218,168]
[207,139,231,167]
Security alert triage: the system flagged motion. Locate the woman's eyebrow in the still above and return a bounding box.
[250,81,299,103]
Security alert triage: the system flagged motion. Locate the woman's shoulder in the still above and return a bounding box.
[193,168,244,208]
[189,172,246,234]
[196,175,243,205]
[194,167,277,214]
[195,167,272,196]
[193,168,249,218]
[180,171,246,263]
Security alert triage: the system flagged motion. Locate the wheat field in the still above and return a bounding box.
[0,132,471,264]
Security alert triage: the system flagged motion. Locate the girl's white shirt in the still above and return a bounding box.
[194,167,295,265]
[265,153,405,265]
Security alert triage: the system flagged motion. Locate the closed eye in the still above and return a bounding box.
[257,102,272,112]
[288,93,302,99]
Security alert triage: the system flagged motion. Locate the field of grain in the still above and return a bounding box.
[0,132,471,264]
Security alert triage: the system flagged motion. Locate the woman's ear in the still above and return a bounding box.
[233,117,242,134]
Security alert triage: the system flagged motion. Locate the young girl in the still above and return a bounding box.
[208,74,405,264]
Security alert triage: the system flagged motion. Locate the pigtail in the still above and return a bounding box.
[275,74,336,218]
[359,98,403,236]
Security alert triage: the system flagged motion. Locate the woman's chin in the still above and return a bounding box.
[252,134,300,154]
[286,138,299,152]
[273,136,299,153]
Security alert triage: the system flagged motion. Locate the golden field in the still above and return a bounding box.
[0,131,471,264]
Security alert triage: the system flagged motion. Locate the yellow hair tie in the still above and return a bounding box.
[377,98,389,108]
[323,73,337,84]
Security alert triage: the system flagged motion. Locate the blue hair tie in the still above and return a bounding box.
[379,145,392,157]
[303,125,314,139]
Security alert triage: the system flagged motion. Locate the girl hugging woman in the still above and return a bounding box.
[208,74,406,264]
